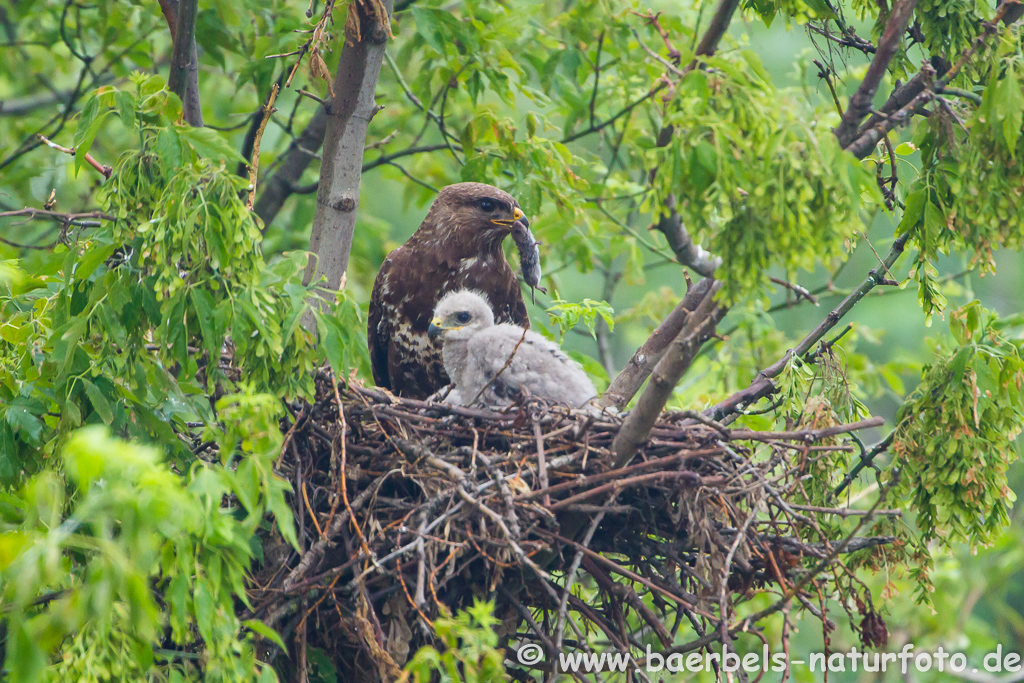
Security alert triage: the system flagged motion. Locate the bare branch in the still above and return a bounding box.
[0,207,113,226]
[37,134,112,179]
[833,0,919,147]
[0,75,115,117]
[702,232,910,423]
[246,85,280,212]
[613,281,725,467]
[854,67,937,140]
[833,430,895,496]
[254,106,328,227]
[652,197,721,276]
[599,277,717,410]
[693,0,741,58]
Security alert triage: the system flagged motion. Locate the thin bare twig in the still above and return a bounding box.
[246,84,280,212]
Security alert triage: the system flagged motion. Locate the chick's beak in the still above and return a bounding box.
[427,318,444,340]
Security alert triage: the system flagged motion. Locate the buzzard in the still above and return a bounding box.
[428,289,596,408]
[368,183,536,398]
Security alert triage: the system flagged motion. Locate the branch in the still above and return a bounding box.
[833,430,895,496]
[703,232,910,422]
[36,134,111,179]
[561,85,664,144]
[612,281,725,467]
[854,68,931,138]
[652,197,721,276]
[846,4,1015,157]
[246,84,280,211]
[164,0,203,127]
[844,86,934,159]
[301,0,394,325]
[642,0,741,282]
[833,0,919,147]
[0,75,115,117]
[254,106,328,227]
[0,208,113,227]
[726,416,884,443]
[693,0,741,58]
[599,277,717,410]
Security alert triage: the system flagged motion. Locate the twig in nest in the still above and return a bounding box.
[553,493,615,652]
[532,418,550,507]
[301,482,326,540]
[455,488,551,581]
[673,410,730,437]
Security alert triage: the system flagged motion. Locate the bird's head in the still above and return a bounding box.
[418,183,529,251]
[428,289,496,342]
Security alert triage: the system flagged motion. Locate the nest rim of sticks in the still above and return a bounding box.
[246,372,900,680]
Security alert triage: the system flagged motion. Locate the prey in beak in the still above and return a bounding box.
[490,207,528,230]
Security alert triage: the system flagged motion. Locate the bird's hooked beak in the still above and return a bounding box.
[490,207,528,230]
[428,317,456,340]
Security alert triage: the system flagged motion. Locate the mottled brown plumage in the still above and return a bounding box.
[368,183,531,398]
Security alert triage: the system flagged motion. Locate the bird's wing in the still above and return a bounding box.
[368,255,393,390]
[474,328,597,407]
[463,328,533,401]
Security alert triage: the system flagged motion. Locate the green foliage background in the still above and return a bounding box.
[0,0,1023,680]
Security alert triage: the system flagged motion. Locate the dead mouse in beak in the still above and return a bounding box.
[510,218,545,304]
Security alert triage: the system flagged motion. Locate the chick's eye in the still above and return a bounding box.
[456,312,471,324]
[478,198,496,212]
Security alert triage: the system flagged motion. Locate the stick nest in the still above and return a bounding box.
[245,372,898,681]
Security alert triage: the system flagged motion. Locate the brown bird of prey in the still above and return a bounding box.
[368,183,532,398]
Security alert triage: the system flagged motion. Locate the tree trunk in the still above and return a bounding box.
[164,0,203,127]
[302,1,393,328]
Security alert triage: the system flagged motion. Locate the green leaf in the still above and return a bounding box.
[156,127,183,170]
[897,189,927,234]
[266,478,299,550]
[5,405,43,443]
[924,201,945,240]
[177,125,245,163]
[73,94,101,149]
[81,378,115,424]
[998,67,1022,155]
[194,581,215,644]
[72,106,114,175]
[115,90,137,129]
[7,621,46,683]
[244,619,286,650]
[257,666,279,683]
